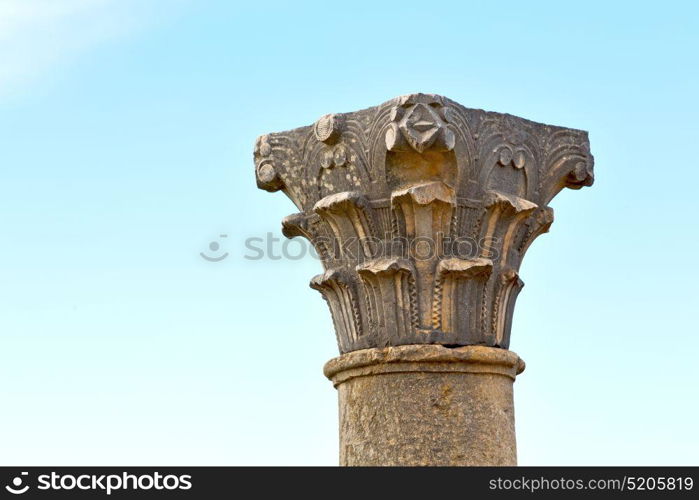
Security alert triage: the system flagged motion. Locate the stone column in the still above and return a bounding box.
[254,94,593,466]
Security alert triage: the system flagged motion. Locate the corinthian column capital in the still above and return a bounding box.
[255,93,593,354]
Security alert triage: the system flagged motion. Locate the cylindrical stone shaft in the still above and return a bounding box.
[324,344,525,466]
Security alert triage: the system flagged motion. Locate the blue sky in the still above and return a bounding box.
[0,0,697,465]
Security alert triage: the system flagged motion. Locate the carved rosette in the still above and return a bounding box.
[255,94,593,353]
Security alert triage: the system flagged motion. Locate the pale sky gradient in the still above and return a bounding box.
[0,0,697,465]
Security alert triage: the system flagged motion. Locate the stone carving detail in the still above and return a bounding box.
[255,94,593,353]
[385,95,455,153]
[356,258,417,344]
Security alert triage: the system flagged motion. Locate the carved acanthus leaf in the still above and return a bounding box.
[255,93,593,353]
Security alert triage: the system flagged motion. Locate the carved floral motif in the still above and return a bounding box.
[255,94,593,353]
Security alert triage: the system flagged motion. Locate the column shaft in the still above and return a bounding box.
[324,345,525,466]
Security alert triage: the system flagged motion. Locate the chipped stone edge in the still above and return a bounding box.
[324,344,525,387]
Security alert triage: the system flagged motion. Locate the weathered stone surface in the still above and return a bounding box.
[254,94,593,466]
[255,93,593,353]
[324,344,525,466]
